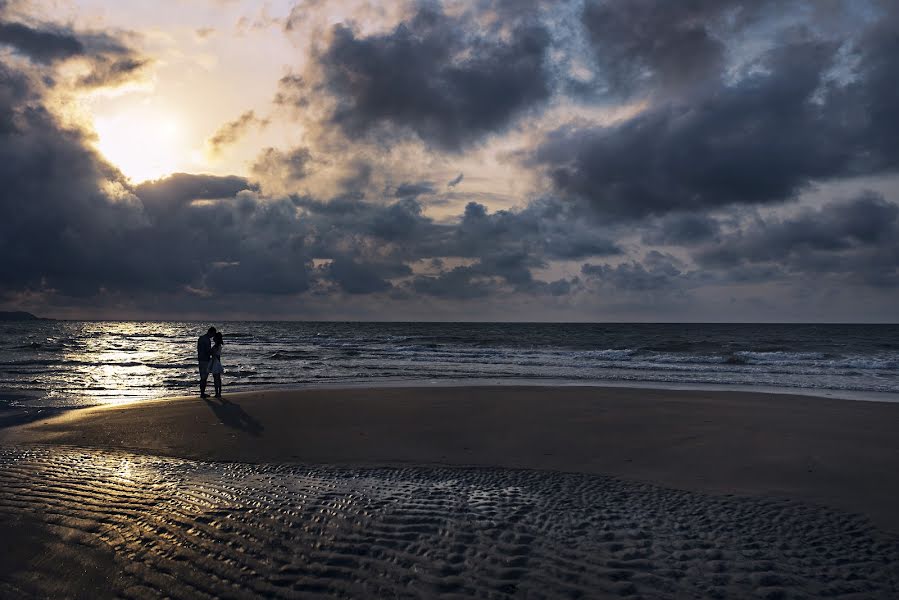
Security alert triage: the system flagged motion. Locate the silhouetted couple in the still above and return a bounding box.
[198,327,225,399]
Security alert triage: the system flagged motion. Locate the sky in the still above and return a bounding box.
[0,0,897,321]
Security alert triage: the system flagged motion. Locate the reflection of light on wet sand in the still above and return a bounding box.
[111,458,137,484]
[0,446,896,599]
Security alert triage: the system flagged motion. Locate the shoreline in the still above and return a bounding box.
[266,377,899,403]
[4,384,899,534]
[6,376,899,412]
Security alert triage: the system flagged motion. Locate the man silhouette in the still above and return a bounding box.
[198,326,216,399]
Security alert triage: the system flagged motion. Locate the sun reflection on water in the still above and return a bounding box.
[54,321,196,406]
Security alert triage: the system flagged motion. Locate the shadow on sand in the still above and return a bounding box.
[203,397,264,436]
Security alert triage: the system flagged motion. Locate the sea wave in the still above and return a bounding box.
[735,350,828,363]
[2,321,898,406]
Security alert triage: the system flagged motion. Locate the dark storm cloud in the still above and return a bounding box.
[326,257,412,295]
[394,181,435,199]
[412,267,496,300]
[446,200,621,262]
[368,197,430,241]
[135,173,254,209]
[207,110,269,155]
[582,259,680,292]
[299,4,552,151]
[292,195,436,248]
[205,250,311,296]
[698,194,898,264]
[0,21,85,64]
[576,0,858,98]
[412,265,492,299]
[540,231,621,260]
[283,196,610,297]
[3,0,899,317]
[270,197,560,297]
[0,147,308,298]
[641,213,721,246]
[693,193,899,287]
[131,191,314,296]
[0,58,138,295]
[851,1,899,172]
[476,251,540,289]
[580,0,733,96]
[409,252,570,300]
[527,0,899,224]
[579,251,708,297]
[533,29,899,219]
[0,11,148,87]
[0,36,304,300]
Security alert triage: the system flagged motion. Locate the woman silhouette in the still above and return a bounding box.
[210,331,224,398]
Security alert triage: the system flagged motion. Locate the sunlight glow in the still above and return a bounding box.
[58,321,184,406]
[93,106,191,183]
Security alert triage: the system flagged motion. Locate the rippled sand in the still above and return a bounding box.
[1,446,896,599]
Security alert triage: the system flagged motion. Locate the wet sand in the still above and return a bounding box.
[2,446,898,599]
[5,385,899,532]
[2,386,898,598]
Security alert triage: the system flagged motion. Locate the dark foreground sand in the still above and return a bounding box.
[5,386,899,532]
[1,386,898,598]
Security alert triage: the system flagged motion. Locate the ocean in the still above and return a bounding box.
[1,321,898,408]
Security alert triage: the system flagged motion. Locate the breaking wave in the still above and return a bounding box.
[1,321,897,407]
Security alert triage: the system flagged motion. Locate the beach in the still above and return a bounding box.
[1,386,898,598]
[4,0,898,595]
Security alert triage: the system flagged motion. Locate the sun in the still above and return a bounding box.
[92,105,190,183]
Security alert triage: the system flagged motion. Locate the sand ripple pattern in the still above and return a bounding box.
[0,447,897,599]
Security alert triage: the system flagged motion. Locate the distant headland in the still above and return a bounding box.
[0,311,41,321]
